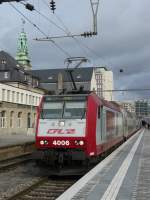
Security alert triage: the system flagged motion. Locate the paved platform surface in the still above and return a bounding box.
[0,134,35,148]
[57,129,149,200]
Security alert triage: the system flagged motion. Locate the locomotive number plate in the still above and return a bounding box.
[53,140,70,146]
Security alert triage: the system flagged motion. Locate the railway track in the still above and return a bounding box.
[6,177,77,200]
[0,153,32,171]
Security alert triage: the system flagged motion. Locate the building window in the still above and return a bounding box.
[27,113,31,128]
[26,94,28,104]
[38,97,40,105]
[1,60,6,70]
[2,89,5,101]
[29,95,31,104]
[17,92,19,103]
[24,75,27,81]
[7,90,10,102]
[32,96,35,105]
[0,111,6,128]
[21,93,24,103]
[10,111,14,128]
[4,72,9,79]
[17,112,22,128]
[12,91,15,102]
[36,80,39,87]
[35,97,38,105]
[76,75,81,79]
[33,113,36,128]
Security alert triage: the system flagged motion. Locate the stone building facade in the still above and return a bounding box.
[0,81,43,135]
[0,49,45,135]
[0,102,35,135]
[95,67,113,101]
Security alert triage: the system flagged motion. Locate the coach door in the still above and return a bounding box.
[96,106,102,144]
[101,106,106,141]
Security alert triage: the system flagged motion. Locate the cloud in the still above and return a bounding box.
[0,0,150,100]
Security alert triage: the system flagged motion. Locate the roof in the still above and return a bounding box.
[30,67,94,83]
[0,51,19,70]
[0,51,39,83]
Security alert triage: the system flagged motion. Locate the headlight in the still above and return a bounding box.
[40,140,44,145]
[75,140,84,146]
[79,140,84,146]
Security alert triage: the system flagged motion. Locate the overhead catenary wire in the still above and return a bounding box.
[41,0,114,68]
[10,1,115,68]
[103,89,150,92]
[9,2,71,58]
[42,0,91,58]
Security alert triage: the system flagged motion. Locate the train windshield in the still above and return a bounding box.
[41,102,63,119]
[40,96,86,119]
[64,101,85,119]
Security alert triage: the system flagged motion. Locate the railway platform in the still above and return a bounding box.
[0,133,34,148]
[57,128,149,200]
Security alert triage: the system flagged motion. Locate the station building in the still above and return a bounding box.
[135,100,150,117]
[95,67,113,101]
[121,101,136,113]
[0,29,45,135]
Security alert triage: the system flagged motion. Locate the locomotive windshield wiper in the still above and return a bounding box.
[81,107,86,120]
[61,101,65,118]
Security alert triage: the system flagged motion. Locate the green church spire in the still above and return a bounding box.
[16,20,31,70]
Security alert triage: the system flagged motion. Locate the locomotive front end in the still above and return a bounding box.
[35,95,88,166]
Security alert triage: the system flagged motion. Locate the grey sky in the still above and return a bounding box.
[0,0,150,100]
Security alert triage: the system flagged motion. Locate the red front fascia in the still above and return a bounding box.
[36,136,86,150]
[36,93,100,156]
[85,94,100,156]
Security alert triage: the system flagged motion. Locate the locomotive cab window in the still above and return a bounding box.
[64,101,86,119]
[41,102,63,119]
[40,96,87,119]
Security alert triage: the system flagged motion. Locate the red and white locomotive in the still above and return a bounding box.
[35,92,138,167]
